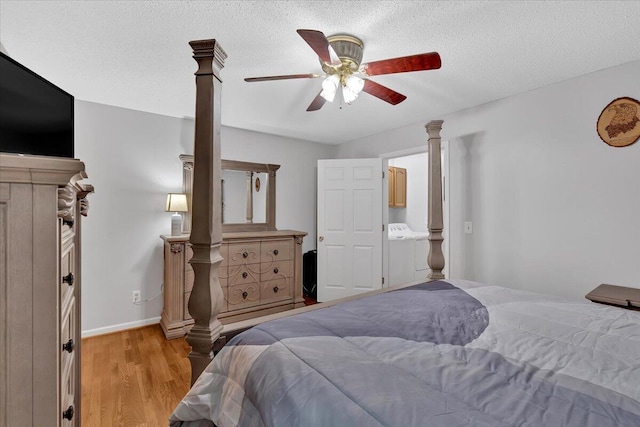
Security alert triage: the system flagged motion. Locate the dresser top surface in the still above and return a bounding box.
[161,229,307,243]
[1,153,86,185]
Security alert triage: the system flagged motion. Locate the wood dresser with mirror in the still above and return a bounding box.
[160,155,306,339]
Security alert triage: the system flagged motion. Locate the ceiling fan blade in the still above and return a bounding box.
[306,91,327,112]
[362,52,441,76]
[245,73,319,82]
[362,79,407,105]
[297,29,341,65]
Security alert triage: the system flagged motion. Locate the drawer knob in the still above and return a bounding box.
[242,251,248,258]
[242,272,248,279]
[273,286,279,293]
[63,405,74,420]
[273,249,279,256]
[242,291,248,299]
[62,272,74,286]
[62,338,75,353]
[273,267,279,274]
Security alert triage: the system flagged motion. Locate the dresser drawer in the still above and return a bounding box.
[60,299,77,426]
[226,282,261,309]
[60,297,76,371]
[60,353,76,426]
[260,260,293,281]
[60,361,80,427]
[227,242,260,265]
[260,277,292,303]
[228,263,261,285]
[60,244,76,309]
[261,239,293,261]
[59,211,76,241]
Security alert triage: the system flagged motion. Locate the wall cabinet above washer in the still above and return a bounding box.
[388,166,407,208]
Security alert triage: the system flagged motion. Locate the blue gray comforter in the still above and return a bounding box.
[170,280,640,426]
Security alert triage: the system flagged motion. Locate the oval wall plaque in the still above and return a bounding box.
[596,97,640,147]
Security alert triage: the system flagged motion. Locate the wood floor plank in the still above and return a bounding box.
[82,324,191,426]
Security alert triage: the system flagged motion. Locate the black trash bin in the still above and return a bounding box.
[303,250,317,299]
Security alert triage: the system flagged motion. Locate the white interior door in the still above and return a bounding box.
[317,158,384,302]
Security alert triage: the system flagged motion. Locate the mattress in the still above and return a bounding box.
[170,279,640,427]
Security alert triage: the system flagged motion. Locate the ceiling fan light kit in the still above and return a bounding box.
[244,29,441,111]
[320,74,340,102]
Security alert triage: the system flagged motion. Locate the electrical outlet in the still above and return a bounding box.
[464,221,473,234]
[132,290,141,304]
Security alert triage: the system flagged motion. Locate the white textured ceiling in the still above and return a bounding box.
[1,1,639,144]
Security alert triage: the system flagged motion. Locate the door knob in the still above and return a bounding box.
[319,236,324,242]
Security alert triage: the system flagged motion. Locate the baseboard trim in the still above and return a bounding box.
[81,316,162,338]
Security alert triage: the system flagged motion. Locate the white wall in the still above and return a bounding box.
[220,126,335,248]
[338,60,640,300]
[75,59,640,334]
[75,101,335,335]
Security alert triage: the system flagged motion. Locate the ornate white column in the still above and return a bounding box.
[186,38,227,385]
[426,120,445,280]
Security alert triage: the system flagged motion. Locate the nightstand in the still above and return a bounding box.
[586,284,640,311]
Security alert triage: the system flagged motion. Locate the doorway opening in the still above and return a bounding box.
[381,142,450,286]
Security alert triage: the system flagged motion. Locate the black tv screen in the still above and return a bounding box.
[0,51,74,158]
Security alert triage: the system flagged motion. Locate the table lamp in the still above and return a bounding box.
[165,193,188,236]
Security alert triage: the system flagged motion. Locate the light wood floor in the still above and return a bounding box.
[81,324,191,427]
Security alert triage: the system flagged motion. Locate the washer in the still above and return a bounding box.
[388,223,430,285]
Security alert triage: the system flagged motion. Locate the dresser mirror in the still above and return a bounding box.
[180,155,279,233]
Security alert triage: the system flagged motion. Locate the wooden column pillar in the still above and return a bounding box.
[245,171,253,223]
[267,169,277,230]
[186,39,227,385]
[426,120,445,280]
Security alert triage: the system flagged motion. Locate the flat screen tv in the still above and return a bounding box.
[0,51,74,158]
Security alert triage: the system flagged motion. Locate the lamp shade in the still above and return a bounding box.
[320,74,340,102]
[165,193,188,212]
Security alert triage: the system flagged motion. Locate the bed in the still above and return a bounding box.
[171,279,640,426]
[172,39,640,426]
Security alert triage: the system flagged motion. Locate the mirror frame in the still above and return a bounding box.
[180,154,279,232]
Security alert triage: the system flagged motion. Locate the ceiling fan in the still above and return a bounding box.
[244,29,441,112]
